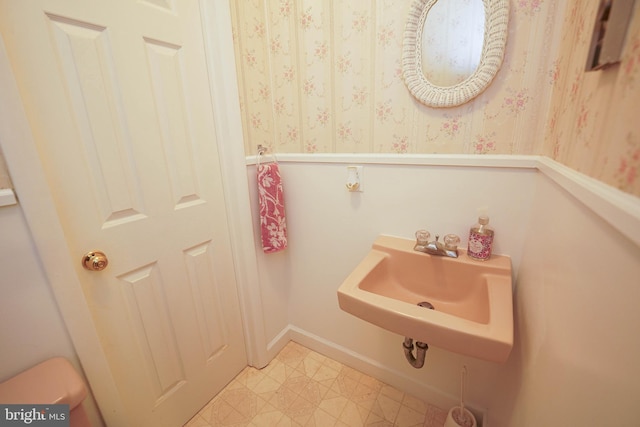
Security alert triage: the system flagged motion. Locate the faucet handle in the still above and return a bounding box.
[415,229,431,245]
[443,234,460,250]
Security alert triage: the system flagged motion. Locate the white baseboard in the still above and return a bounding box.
[0,188,16,206]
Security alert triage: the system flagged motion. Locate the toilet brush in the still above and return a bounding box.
[444,365,477,427]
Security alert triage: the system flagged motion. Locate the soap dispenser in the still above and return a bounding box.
[467,215,494,261]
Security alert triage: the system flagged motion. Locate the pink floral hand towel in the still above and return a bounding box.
[258,163,288,253]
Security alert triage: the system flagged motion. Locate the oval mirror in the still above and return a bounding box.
[421,0,485,87]
[402,0,509,108]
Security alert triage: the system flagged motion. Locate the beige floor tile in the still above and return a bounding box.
[424,406,448,427]
[364,410,393,426]
[337,401,366,427]
[339,365,364,382]
[306,349,327,364]
[187,341,448,427]
[351,383,379,405]
[283,375,312,396]
[322,383,344,401]
[253,376,284,394]
[394,404,425,427]
[286,395,317,419]
[402,394,431,414]
[358,375,383,392]
[300,357,323,378]
[244,368,269,391]
[183,414,211,427]
[262,359,288,384]
[311,378,333,399]
[268,387,297,412]
[298,381,323,404]
[277,343,309,368]
[274,414,295,427]
[255,395,279,414]
[318,395,349,418]
[312,365,340,382]
[370,394,401,423]
[379,385,404,403]
[332,374,359,398]
[307,407,337,427]
[207,397,254,425]
[290,410,313,426]
[248,410,285,427]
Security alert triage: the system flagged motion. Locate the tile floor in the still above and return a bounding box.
[184,341,448,427]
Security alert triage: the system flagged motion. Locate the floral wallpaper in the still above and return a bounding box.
[230,0,640,197]
[230,0,558,156]
[544,2,640,196]
[0,2,637,197]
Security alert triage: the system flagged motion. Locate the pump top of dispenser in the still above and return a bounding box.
[478,215,489,225]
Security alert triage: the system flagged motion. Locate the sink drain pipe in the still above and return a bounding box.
[403,337,429,368]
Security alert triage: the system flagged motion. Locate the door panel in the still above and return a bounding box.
[0,1,247,425]
[183,241,229,361]
[46,12,149,227]
[119,263,186,402]
[145,36,203,209]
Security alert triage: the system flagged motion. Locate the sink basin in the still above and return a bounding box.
[337,235,513,363]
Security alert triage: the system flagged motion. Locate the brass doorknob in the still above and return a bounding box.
[82,251,109,271]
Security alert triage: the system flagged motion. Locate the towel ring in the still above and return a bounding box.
[257,144,277,165]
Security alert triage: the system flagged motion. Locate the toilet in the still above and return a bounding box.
[0,357,92,427]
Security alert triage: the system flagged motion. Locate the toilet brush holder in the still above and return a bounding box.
[445,365,477,427]
[444,406,477,427]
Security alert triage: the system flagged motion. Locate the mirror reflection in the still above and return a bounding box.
[402,0,508,108]
[421,0,485,87]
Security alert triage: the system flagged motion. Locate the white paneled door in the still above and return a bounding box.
[0,1,247,425]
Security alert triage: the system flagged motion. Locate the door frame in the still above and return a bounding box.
[199,0,269,371]
[0,1,267,424]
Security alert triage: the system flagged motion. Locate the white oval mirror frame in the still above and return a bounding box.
[402,0,509,108]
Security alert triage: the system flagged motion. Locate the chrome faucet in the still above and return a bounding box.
[413,230,460,258]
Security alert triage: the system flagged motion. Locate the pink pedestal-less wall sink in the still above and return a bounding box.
[337,235,513,363]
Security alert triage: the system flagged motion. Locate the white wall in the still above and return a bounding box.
[3,152,638,427]
[248,156,538,416]
[488,173,640,426]
[0,204,77,377]
[0,203,105,427]
[248,155,640,426]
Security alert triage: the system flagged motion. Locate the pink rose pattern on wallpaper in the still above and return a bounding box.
[473,133,498,155]
[543,2,640,195]
[615,134,640,190]
[230,0,640,196]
